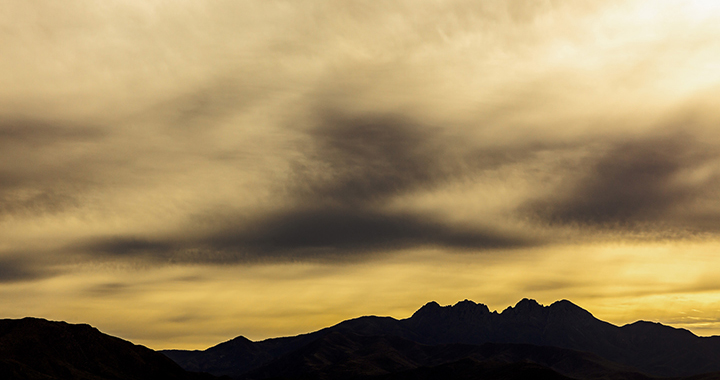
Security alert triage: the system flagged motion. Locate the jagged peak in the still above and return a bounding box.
[516,298,542,308]
[501,298,543,315]
[454,299,477,307]
[500,298,595,316]
[453,299,490,313]
[413,298,598,320]
[410,299,490,319]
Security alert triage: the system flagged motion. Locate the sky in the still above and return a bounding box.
[2,0,720,350]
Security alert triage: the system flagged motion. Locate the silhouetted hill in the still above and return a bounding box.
[163,332,325,378]
[0,317,219,380]
[163,299,720,379]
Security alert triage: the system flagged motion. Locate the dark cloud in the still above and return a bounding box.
[81,237,175,257]
[0,118,105,217]
[525,135,720,230]
[79,209,535,263]
[77,112,542,262]
[205,113,544,256]
[210,207,535,256]
[0,188,79,217]
[0,256,56,283]
[0,118,104,147]
[67,118,720,263]
[299,113,453,203]
[298,112,552,203]
[84,282,131,296]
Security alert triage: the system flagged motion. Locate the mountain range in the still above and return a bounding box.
[4,299,720,379]
[162,299,720,379]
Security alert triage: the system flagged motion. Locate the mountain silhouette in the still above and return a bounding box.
[0,317,219,380]
[404,299,720,377]
[163,299,720,379]
[4,300,720,379]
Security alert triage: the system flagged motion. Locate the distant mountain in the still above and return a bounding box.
[0,317,219,380]
[402,299,720,376]
[163,299,720,379]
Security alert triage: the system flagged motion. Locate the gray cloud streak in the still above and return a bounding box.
[0,119,104,146]
[0,256,56,283]
[525,135,720,231]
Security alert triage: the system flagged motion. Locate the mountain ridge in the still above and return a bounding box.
[162,298,720,379]
[5,300,720,379]
[0,317,218,380]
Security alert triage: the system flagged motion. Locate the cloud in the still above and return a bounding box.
[0,189,79,218]
[209,208,535,258]
[217,112,541,255]
[296,111,564,204]
[298,113,460,203]
[0,118,106,218]
[84,282,132,297]
[4,0,720,271]
[76,111,542,262]
[0,119,103,147]
[0,255,56,283]
[80,237,175,258]
[525,134,720,231]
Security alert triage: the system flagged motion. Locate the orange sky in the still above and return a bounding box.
[2,0,720,349]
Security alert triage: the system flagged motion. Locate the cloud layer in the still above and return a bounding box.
[2,1,720,269]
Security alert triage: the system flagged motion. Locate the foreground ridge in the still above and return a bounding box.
[0,317,215,380]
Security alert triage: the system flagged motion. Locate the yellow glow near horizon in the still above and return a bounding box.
[2,241,719,349]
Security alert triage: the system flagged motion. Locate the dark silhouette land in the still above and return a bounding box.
[0,317,217,380]
[4,299,720,379]
[163,299,720,379]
